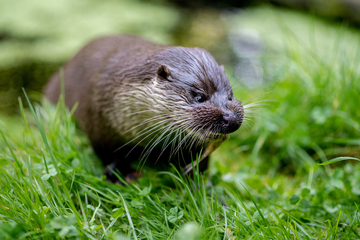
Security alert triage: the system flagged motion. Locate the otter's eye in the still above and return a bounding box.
[195,95,205,103]
[191,90,207,103]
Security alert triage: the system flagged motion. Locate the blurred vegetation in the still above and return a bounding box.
[0,0,181,113]
[0,0,359,169]
[169,0,360,26]
[271,0,360,26]
[1,0,360,238]
[2,0,360,114]
[216,6,360,174]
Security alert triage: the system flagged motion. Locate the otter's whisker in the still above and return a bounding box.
[156,121,194,161]
[142,117,190,160]
[125,121,169,158]
[172,123,200,156]
[123,113,186,134]
[114,117,174,152]
[140,118,188,160]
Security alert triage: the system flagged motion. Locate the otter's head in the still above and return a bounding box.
[113,46,244,162]
[151,47,244,145]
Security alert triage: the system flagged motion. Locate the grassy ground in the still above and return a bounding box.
[1,7,360,240]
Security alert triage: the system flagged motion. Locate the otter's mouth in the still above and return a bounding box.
[191,130,229,142]
[206,132,229,141]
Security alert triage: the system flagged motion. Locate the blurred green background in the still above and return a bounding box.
[1,0,360,174]
[1,2,360,237]
[1,0,360,113]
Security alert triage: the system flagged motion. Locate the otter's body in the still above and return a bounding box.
[45,35,244,178]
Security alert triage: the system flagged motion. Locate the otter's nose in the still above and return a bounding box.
[222,112,241,133]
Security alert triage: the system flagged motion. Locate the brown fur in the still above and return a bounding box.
[44,35,244,179]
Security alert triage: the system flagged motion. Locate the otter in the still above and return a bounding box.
[44,35,244,180]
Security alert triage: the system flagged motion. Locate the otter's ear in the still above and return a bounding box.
[156,65,172,81]
[220,65,225,72]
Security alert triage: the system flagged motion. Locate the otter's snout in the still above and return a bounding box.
[221,112,242,134]
[191,99,244,138]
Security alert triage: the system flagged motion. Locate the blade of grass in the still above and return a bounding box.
[319,157,360,165]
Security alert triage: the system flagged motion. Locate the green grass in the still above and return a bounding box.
[1,7,360,240]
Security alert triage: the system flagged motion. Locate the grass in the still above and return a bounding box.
[1,7,360,240]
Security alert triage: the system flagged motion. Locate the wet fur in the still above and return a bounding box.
[45,35,244,177]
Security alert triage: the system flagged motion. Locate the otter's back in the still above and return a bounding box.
[44,35,163,110]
